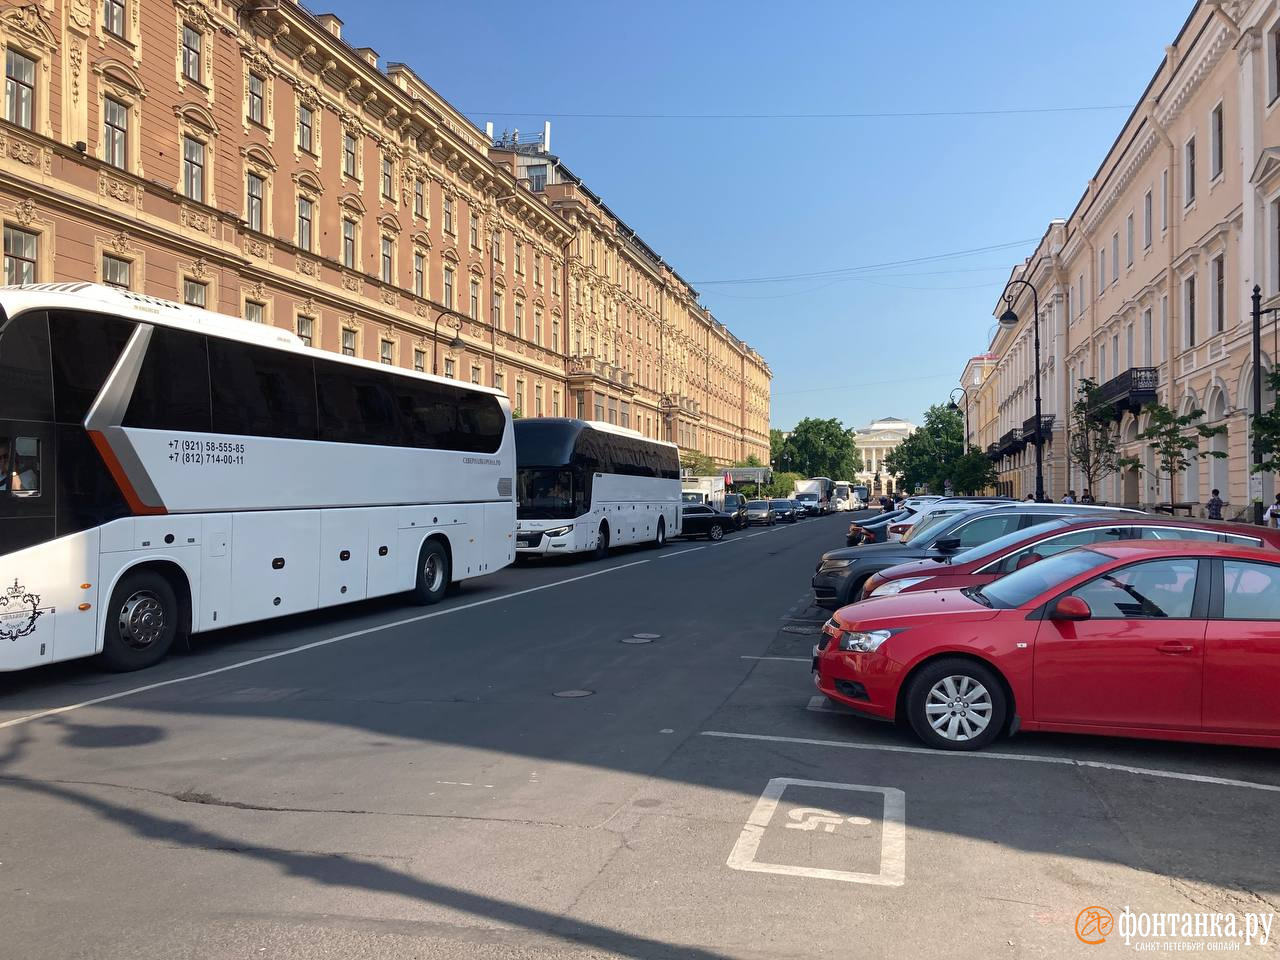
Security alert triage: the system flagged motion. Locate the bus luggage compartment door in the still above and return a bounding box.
[231,511,321,624]
[319,508,368,605]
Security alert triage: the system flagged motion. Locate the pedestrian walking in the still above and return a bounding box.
[1061,490,1076,504]
[1205,489,1224,521]
[1080,489,1096,504]
[1265,495,1280,528]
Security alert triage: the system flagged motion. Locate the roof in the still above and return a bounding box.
[1091,539,1280,562]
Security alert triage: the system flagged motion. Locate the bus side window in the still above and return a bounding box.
[0,312,53,423]
[48,311,136,424]
[8,436,41,496]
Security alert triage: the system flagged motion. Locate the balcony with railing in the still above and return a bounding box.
[986,443,1001,462]
[997,428,1025,457]
[1020,414,1056,444]
[1092,367,1158,421]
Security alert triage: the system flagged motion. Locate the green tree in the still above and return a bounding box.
[1249,369,1280,476]
[679,449,717,476]
[1121,402,1227,502]
[765,471,804,498]
[777,418,863,478]
[883,404,964,493]
[947,445,998,495]
[1068,378,1122,495]
[734,454,764,468]
[769,428,788,465]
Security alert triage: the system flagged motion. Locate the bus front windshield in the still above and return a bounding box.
[517,468,588,520]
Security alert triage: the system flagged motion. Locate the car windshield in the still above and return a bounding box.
[947,519,1072,565]
[747,500,767,509]
[900,511,960,544]
[978,548,1109,608]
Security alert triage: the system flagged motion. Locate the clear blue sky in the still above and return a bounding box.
[316,0,1192,431]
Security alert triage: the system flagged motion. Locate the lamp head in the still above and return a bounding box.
[998,307,1019,327]
[449,333,465,349]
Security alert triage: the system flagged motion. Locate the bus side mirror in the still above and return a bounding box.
[1051,596,1091,621]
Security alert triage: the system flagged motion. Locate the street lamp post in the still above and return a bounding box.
[997,279,1045,502]
[1249,285,1280,525]
[948,387,970,447]
[432,309,466,376]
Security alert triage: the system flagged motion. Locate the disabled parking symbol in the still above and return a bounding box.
[727,777,905,886]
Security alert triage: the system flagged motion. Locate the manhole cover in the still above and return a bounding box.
[781,625,821,635]
[553,689,595,698]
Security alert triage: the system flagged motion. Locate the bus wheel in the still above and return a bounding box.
[413,539,451,605]
[651,518,666,549]
[594,522,610,560]
[99,570,178,672]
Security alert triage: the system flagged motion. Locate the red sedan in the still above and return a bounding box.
[859,516,1280,600]
[814,540,1280,751]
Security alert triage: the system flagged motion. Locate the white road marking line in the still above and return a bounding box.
[740,656,811,663]
[726,777,906,886]
[699,731,1280,794]
[0,557,655,730]
[658,545,707,558]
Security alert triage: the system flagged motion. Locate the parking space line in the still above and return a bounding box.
[740,656,811,663]
[699,730,1280,794]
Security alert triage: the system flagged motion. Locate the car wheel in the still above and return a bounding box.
[98,570,179,672]
[905,657,1007,751]
[594,522,610,560]
[709,523,724,541]
[412,538,451,605]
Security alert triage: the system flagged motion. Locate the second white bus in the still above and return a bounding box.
[514,418,681,557]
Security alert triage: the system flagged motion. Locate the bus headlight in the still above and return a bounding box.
[542,525,574,538]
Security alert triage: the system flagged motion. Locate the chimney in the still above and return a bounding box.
[543,120,551,153]
[317,13,342,38]
[485,121,494,141]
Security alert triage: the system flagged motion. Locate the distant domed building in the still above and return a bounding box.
[852,417,917,494]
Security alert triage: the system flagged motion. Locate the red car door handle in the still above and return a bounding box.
[1157,643,1195,655]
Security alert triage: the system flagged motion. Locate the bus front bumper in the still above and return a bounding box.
[515,527,575,554]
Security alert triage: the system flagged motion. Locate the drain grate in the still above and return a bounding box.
[781,624,822,635]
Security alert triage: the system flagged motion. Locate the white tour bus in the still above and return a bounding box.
[514,418,681,557]
[0,283,516,673]
[833,480,855,511]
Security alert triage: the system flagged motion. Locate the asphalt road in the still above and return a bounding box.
[1,511,1278,959]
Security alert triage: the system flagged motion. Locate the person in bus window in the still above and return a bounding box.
[0,437,38,495]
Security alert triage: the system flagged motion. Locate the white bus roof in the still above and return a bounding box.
[0,281,503,397]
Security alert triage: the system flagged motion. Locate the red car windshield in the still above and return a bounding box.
[977,548,1109,608]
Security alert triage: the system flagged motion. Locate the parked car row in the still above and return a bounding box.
[808,498,1280,752]
[678,493,837,540]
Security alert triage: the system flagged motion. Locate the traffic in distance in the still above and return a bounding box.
[0,283,841,675]
[808,493,1280,751]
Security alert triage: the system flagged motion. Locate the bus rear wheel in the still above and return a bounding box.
[412,539,451,605]
[99,570,178,672]
[594,522,610,560]
[651,517,666,549]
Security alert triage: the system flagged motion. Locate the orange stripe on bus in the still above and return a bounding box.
[88,430,166,517]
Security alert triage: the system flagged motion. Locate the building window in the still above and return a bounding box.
[183,278,207,308]
[1161,169,1169,230]
[182,136,204,202]
[514,300,523,337]
[534,256,542,286]
[469,279,479,319]
[248,73,265,126]
[1211,103,1224,180]
[471,364,481,384]
[381,156,393,199]
[413,252,425,297]
[594,398,604,421]
[443,266,454,308]
[1125,214,1133,267]
[1097,248,1106,296]
[620,401,629,429]
[102,254,130,290]
[528,163,547,191]
[1142,308,1153,367]
[297,196,314,251]
[413,179,424,217]
[1184,275,1197,349]
[338,218,355,268]
[3,49,33,132]
[380,339,394,366]
[244,300,264,324]
[298,104,314,154]
[515,241,524,274]
[343,132,357,176]
[552,317,560,352]
[1212,253,1225,334]
[98,95,129,170]
[552,390,560,417]
[1111,232,1119,283]
[469,212,479,248]
[181,25,202,84]
[535,384,543,416]
[534,308,542,345]
[1184,137,1196,205]
[296,315,313,346]
[413,348,425,372]
[380,236,393,283]
[247,173,264,232]
[576,393,585,419]
[1143,190,1152,249]
[492,293,502,330]
[495,371,505,393]
[515,380,525,415]
[103,0,126,37]
[341,328,356,357]
[492,230,502,263]
[444,358,455,379]
[443,197,454,234]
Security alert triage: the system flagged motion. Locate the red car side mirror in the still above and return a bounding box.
[1051,596,1092,621]
[1015,552,1043,570]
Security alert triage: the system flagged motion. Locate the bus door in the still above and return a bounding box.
[0,311,56,665]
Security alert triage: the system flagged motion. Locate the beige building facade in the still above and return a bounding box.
[0,0,769,465]
[971,0,1279,513]
[852,417,916,494]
